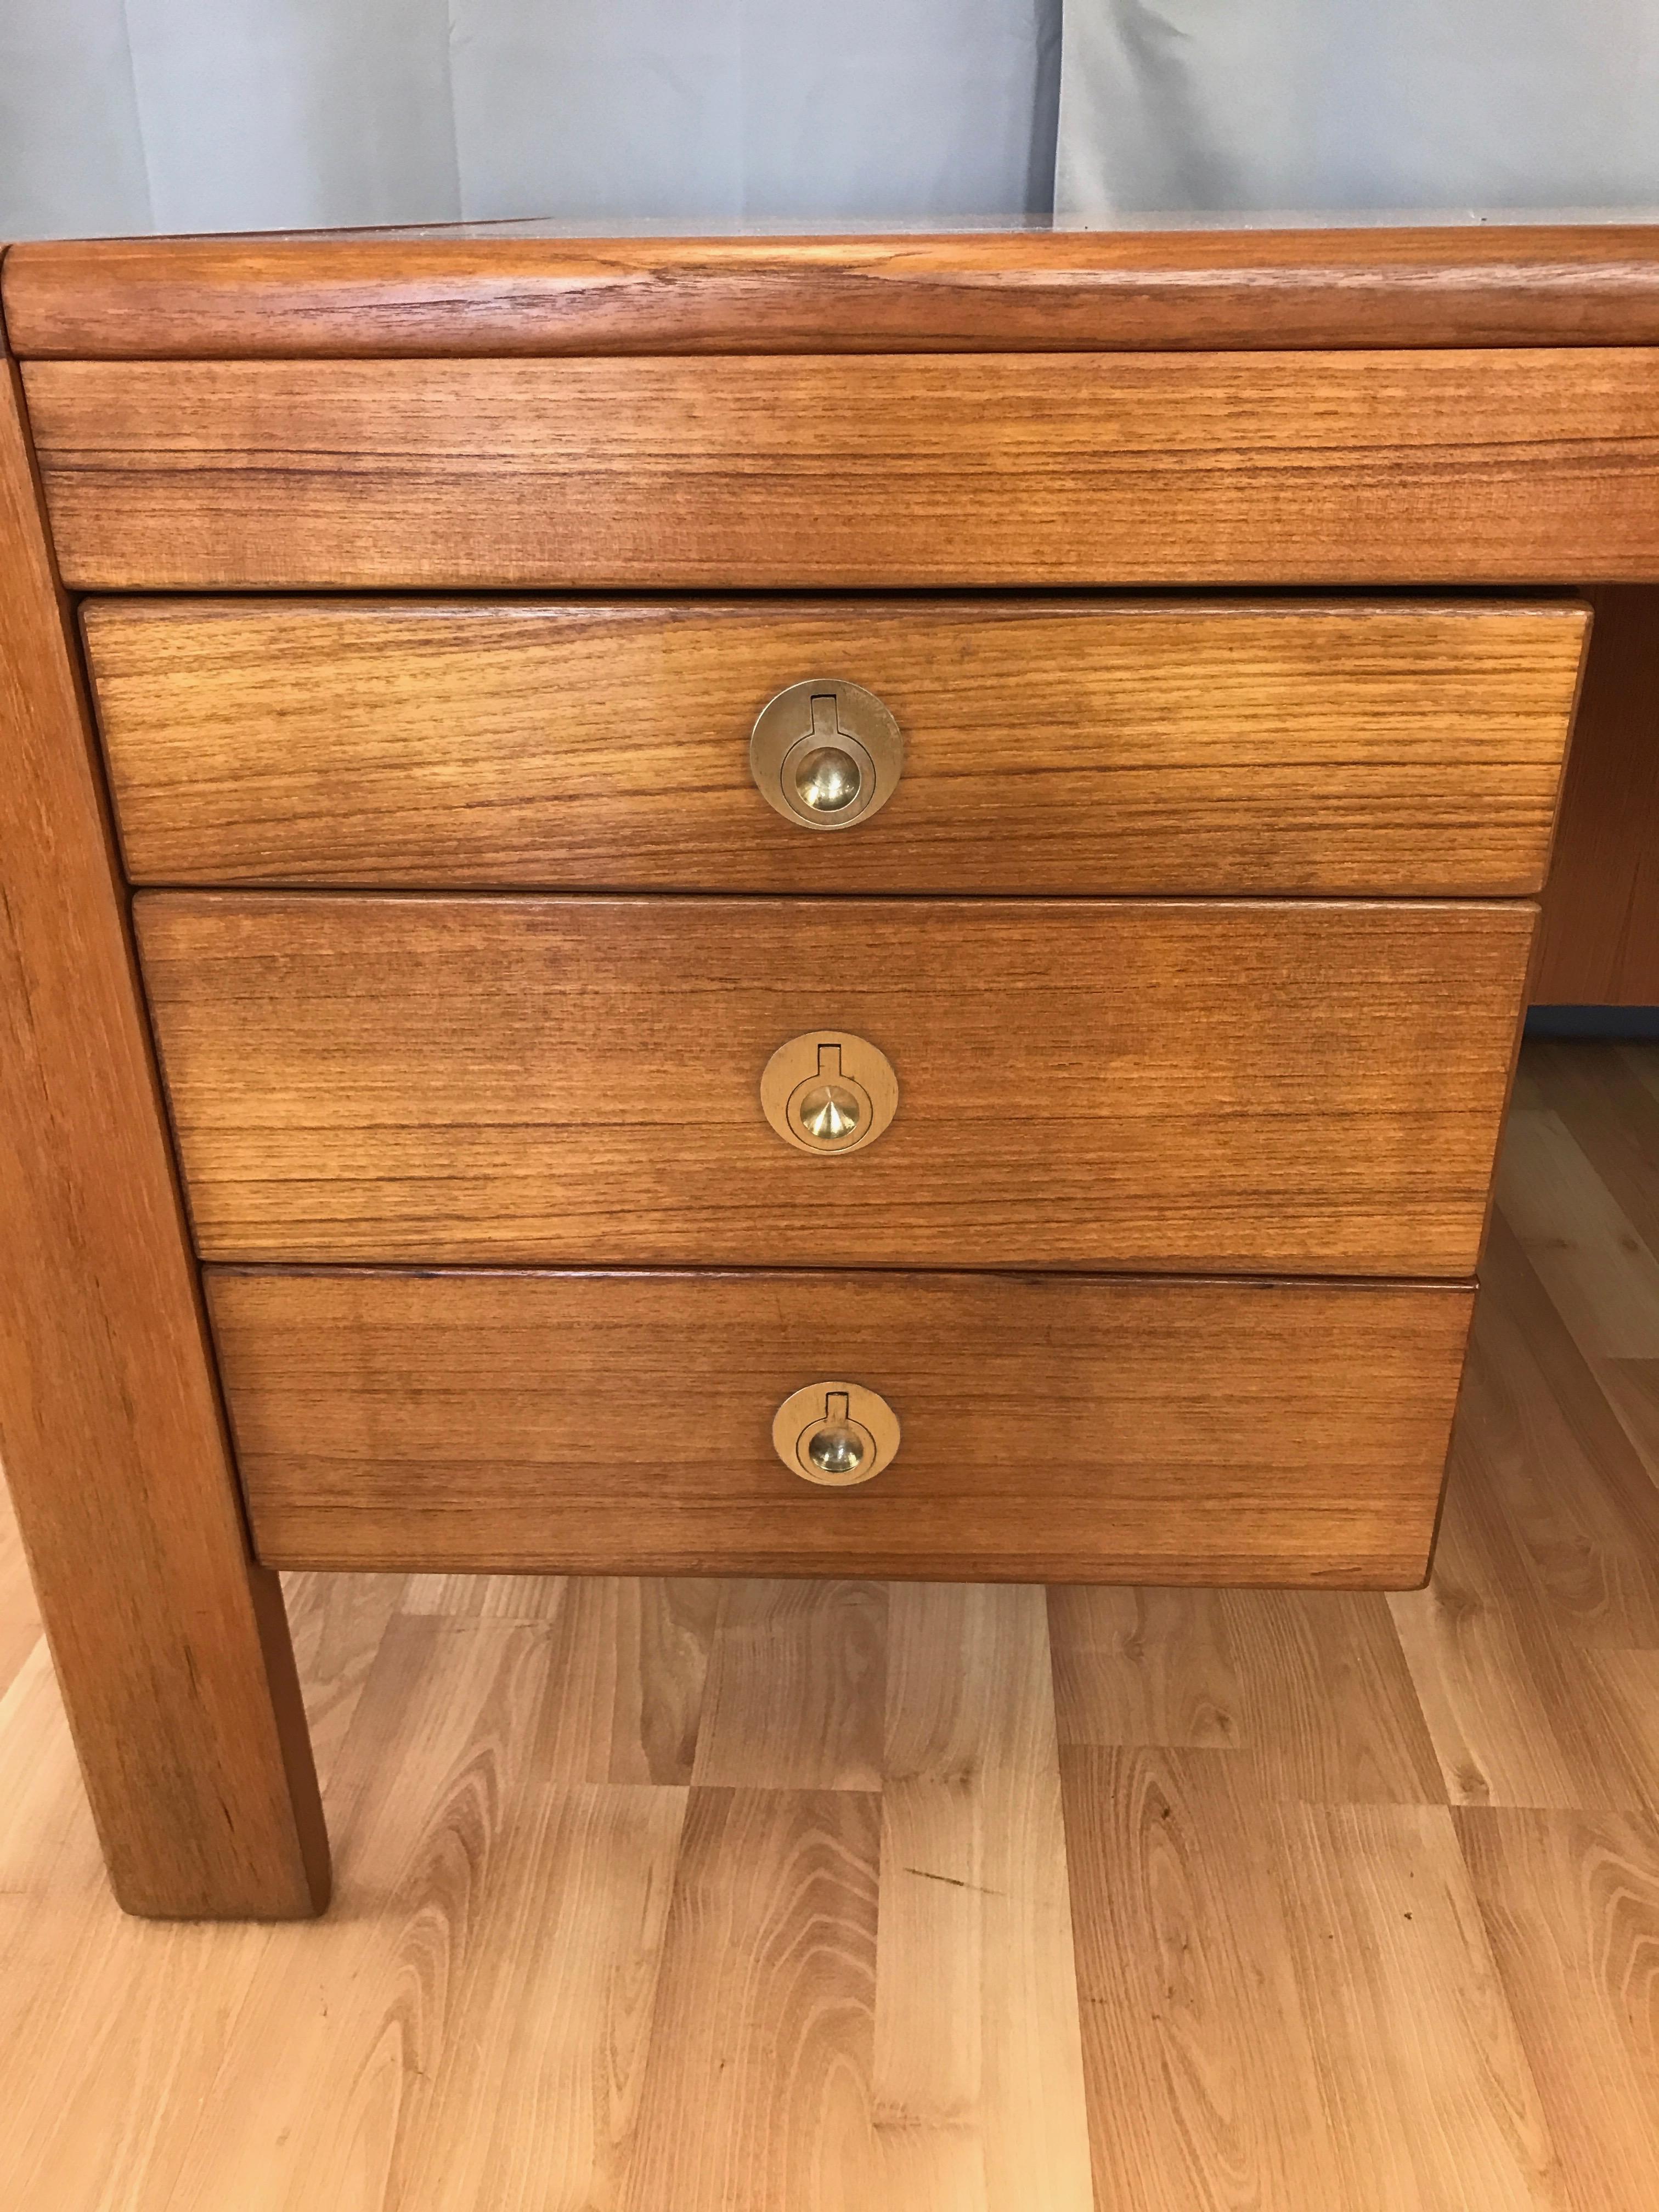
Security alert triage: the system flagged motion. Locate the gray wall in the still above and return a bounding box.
[1057,0,1659,218]
[1,0,1061,240]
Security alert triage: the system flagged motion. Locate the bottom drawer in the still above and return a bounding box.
[208,1268,1473,1588]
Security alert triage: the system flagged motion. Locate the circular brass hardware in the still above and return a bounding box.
[794,746,863,815]
[796,1080,862,1146]
[760,1031,898,1156]
[772,1381,901,1487]
[809,1423,867,1477]
[751,679,902,832]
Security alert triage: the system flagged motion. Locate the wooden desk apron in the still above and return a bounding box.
[0,223,1643,1916]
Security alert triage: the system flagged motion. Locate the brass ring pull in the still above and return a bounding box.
[750,679,903,831]
[772,1381,901,1486]
[759,1031,898,1156]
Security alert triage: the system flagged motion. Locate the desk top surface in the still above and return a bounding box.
[7,218,1659,358]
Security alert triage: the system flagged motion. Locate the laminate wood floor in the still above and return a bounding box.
[2,1040,1656,2211]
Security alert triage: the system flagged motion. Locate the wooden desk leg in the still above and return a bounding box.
[0,328,328,1916]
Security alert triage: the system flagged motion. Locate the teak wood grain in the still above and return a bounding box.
[0,312,326,1916]
[206,1267,1474,1585]
[11,225,1659,357]
[1533,585,1659,1005]
[3,1041,1658,2208]
[134,893,1535,1278]
[82,595,1589,897]
[26,351,1659,589]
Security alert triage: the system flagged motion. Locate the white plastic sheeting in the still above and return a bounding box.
[1056,1,1659,218]
[7,3,1654,246]
[0,0,1062,240]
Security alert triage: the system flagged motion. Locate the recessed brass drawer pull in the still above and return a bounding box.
[772,1381,900,1486]
[750,677,902,831]
[759,1029,898,1155]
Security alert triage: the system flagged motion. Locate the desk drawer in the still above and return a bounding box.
[85,596,1586,897]
[208,1266,1471,1586]
[137,892,1532,1277]
[25,351,1659,588]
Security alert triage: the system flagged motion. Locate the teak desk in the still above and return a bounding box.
[1,225,1655,1918]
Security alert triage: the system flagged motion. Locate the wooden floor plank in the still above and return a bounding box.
[1389,1420,1654,1812]
[878,1583,1093,2212]
[0,1637,108,1901]
[280,1568,407,1783]
[1530,1039,1659,1267]
[1507,1061,1549,1112]
[1217,1590,1446,1804]
[398,1576,722,1784]
[0,1643,143,2205]
[1061,1746,1345,2211]
[527,1577,721,1787]
[1456,1220,1659,1647]
[1594,1649,1659,1819]
[391,1782,687,2212]
[1496,1107,1659,1358]
[1271,1800,1555,2210]
[160,1617,558,2211]
[1594,1357,1659,1492]
[0,1482,40,1701]
[617,1787,882,2212]
[400,1570,575,1620]
[0,1903,276,2212]
[1621,1041,1659,1110]
[1063,1748,1556,2211]
[1457,1805,1659,2212]
[691,1579,886,1791]
[1050,1582,1442,1802]
[1048,1585,1243,1750]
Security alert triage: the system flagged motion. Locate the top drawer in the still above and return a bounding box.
[22,352,1659,588]
[84,596,1585,896]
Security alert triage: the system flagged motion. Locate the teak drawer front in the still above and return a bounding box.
[207,1267,1472,1586]
[84,596,1588,897]
[136,894,1533,1277]
[25,351,1659,589]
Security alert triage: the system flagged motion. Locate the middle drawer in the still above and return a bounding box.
[83,595,1586,896]
[136,892,1532,1275]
